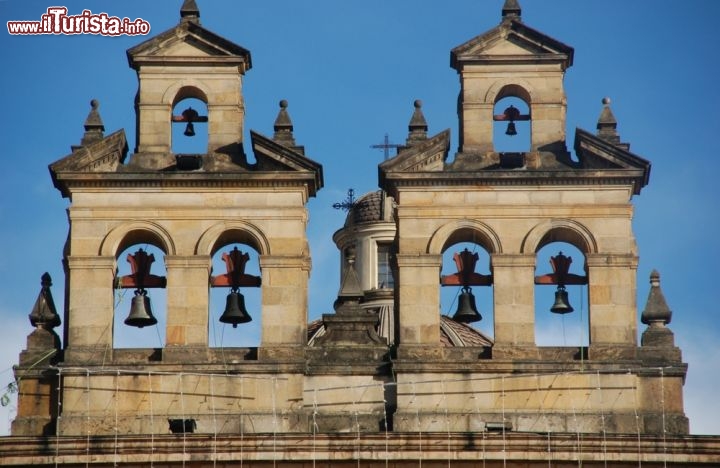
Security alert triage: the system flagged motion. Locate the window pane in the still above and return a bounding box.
[377,243,394,289]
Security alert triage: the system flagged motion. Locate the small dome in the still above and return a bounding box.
[345,190,394,227]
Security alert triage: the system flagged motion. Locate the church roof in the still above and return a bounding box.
[126,11,251,71]
[451,12,573,71]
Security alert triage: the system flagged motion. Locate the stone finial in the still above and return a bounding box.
[273,99,296,147]
[79,99,105,147]
[406,99,428,146]
[641,270,672,326]
[596,97,621,144]
[336,248,363,305]
[180,0,200,22]
[28,273,60,329]
[502,0,522,20]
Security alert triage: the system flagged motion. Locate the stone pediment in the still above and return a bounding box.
[451,20,573,70]
[49,130,128,196]
[379,129,450,174]
[574,127,651,194]
[127,20,251,71]
[250,130,324,195]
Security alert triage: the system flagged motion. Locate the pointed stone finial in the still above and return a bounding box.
[502,0,522,20]
[406,99,428,146]
[180,0,200,22]
[641,270,672,326]
[79,99,105,147]
[596,97,620,143]
[336,246,363,304]
[273,99,296,147]
[28,273,61,329]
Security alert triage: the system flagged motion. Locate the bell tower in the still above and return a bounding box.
[380,0,687,435]
[451,0,573,161]
[17,0,324,437]
[127,0,251,167]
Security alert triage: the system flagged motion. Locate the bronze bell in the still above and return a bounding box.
[124,289,157,328]
[505,121,517,136]
[550,286,574,314]
[220,290,252,328]
[452,287,482,323]
[183,122,195,137]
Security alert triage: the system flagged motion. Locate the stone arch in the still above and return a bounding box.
[196,221,271,257]
[484,79,536,105]
[521,219,598,255]
[428,219,503,255]
[162,81,210,106]
[100,221,176,257]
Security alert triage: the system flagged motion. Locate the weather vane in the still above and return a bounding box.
[332,188,356,212]
[370,133,401,160]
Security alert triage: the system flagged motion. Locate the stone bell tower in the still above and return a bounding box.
[380,0,687,434]
[452,0,573,161]
[12,0,323,436]
[127,0,251,166]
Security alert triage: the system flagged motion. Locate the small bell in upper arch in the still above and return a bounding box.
[505,121,517,136]
[550,285,574,314]
[183,121,195,137]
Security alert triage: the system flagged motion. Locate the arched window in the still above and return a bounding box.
[172,95,208,155]
[209,242,262,348]
[534,241,589,348]
[113,243,167,349]
[493,96,531,154]
[440,241,494,341]
[491,82,532,155]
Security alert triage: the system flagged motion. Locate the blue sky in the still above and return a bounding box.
[0,1,719,435]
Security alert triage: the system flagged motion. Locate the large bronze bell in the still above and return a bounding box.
[452,287,482,323]
[220,290,252,328]
[124,289,157,328]
[550,286,574,314]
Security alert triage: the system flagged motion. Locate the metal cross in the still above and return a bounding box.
[332,188,356,212]
[370,133,401,160]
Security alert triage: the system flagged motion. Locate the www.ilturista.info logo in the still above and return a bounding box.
[7,7,151,36]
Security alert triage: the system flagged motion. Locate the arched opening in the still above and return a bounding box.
[534,241,589,347]
[440,241,494,341]
[171,92,208,154]
[208,242,262,348]
[493,85,531,153]
[113,241,167,349]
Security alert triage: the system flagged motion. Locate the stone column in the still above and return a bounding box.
[491,254,536,354]
[136,102,171,153]
[587,253,638,359]
[164,255,211,349]
[460,100,494,154]
[395,253,442,357]
[64,255,115,363]
[258,255,310,359]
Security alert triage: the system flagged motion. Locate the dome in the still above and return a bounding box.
[344,190,395,227]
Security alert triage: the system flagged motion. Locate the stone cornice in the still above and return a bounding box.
[53,171,319,195]
[2,432,717,465]
[382,169,645,198]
